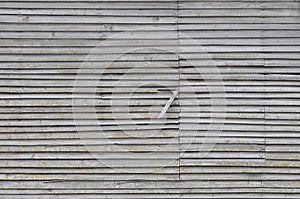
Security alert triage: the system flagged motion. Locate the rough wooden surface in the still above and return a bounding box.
[0,0,300,198]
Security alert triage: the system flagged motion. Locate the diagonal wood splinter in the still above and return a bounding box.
[157,89,179,119]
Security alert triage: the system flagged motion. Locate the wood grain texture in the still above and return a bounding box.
[0,0,299,198]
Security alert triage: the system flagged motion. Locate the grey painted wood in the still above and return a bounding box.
[0,0,299,198]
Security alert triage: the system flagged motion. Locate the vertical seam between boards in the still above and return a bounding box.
[176,0,181,182]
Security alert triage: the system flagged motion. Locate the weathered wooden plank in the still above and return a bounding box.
[0,15,177,24]
[0,180,261,189]
[180,9,300,17]
[0,24,177,31]
[180,24,300,30]
[179,2,300,9]
[0,9,177,16]
[0,31,178,39]
[0,159,179,168]
[179,17,300,24]
[0,2,177,9]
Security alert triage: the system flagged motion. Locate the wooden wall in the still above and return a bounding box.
[0,0,299,198]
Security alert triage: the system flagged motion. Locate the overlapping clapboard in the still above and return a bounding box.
[0,0,299,198]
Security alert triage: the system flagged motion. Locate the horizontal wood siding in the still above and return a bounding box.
[0,0,299,198]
